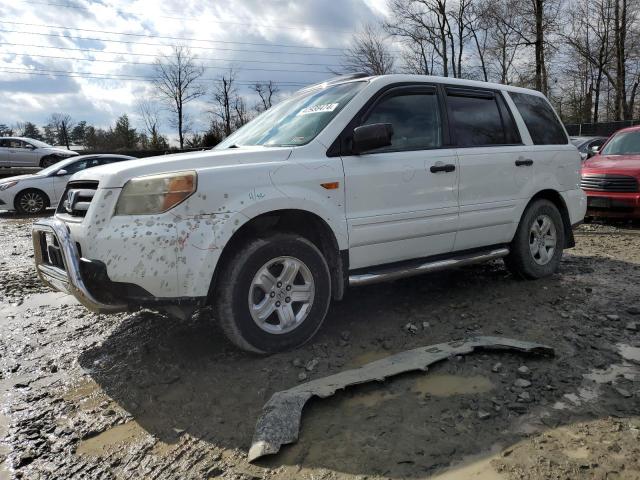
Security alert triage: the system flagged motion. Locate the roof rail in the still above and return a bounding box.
[295,72,369,95]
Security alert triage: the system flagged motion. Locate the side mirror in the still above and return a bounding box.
[56,169,68,176]
[352,123,393,154]
[587,146,600,159]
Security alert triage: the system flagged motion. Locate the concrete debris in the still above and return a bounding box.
[247,336,554,462]
[517,365,531,377]
[626,322,638,332]
[514,379,532,388]
[404,323,418,334]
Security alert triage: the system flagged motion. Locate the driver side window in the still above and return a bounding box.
[362,91,442,152]
[61,160,88,175]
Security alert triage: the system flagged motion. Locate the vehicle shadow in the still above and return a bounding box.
[0,210,54,219]
[78,254,640,478]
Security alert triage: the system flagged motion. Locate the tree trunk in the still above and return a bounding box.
[534,0,547,94]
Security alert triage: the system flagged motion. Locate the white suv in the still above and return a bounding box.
[32,74,586,353]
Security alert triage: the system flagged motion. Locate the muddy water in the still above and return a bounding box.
[0,291,77,318]
[76,421,150,456]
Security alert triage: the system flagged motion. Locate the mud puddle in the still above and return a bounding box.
[0,291,77,318]
[76,421,151,457]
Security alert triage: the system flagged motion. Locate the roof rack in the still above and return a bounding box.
[295,72,369,95]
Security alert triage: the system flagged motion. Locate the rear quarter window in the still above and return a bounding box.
[509,92,567,145]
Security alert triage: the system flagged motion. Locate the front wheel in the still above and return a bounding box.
[213,234,331,354]
[15,190,48,215]
[504,199,565,279]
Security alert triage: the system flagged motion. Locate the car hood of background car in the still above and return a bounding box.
[0,173,48,185]
[582,154,640,174]
[68,146,296,188]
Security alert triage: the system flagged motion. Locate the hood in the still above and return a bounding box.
[44,147,78,155]
[582,154,640,175]
[69,146,294,188]
[0,173,47,184]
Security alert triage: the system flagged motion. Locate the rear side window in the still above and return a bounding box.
[509,92,567,145]
[446,89,519,147]
[362,91,442,151]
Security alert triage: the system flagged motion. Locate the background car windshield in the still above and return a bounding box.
[601,131,640,155]
[28,139,53,148]
[216,81,366,148]
[39,157,79,175]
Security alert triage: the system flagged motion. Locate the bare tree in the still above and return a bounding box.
[212,69,238,137]
[342,24,396,75]
[153,46,205,148]
[47,113,74,149]
[136,99,166,149]
[252,81,279,112]
[386,0,456,77]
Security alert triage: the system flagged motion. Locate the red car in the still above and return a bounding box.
[581,125,640,219]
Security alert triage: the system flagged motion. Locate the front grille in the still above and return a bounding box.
[56,181,99,217]
[580,174,639,192]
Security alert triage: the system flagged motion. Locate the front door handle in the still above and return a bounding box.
[515,158,533,167]
[430,163,456,173]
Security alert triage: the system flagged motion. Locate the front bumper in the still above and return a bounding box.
[32,218,127,313]
[584,190,640,218]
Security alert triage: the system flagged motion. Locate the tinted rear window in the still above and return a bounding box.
[446,89,519,147]
[510,92,567,145]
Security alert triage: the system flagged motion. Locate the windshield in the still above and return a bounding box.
[601,131,640,155]
[39,157,78,175]
[216,81,366,148]
[28,139,53,148]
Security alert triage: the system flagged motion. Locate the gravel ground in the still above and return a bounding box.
[1,211,639,479]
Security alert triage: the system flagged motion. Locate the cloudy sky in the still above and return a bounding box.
[0,0,390,143]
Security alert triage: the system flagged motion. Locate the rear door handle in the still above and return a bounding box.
[515,158,533,167]
[430,163,456,173]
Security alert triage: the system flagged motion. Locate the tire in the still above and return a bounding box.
[504,199,565,279]
[15,189,48,215]
[213,233,332,354]
[40,156,59,168]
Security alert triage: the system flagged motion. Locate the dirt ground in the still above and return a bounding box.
[1,211,639,479]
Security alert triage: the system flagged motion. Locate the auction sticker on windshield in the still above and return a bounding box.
[297,103,339,115]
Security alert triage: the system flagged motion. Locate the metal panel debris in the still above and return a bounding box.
[248,336,554,462]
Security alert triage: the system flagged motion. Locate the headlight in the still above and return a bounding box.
[0,181,18,191]
[114,171,197,215]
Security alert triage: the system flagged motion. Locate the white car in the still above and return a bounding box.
[0,137,78,167]
[32,74,586,353]
[0,154,136,214]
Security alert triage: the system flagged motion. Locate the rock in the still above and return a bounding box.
[518,392,531,402]
[492,362,502,373]
[382,340,392,350]
[404,323,418,334]
[627,306,640,315]
[517,365,531,377]
[514,379,532,388]
[614,387,632,398]
[422,322,431,329]
[477,410,491,420]
[340,330,351,341]
[292,358,303,368]
[297,372,308,382]
[305,358,319,372]
[626,322,638,332]
[606,314,620,321]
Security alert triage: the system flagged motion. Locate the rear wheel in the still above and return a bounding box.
[15,190,48,215]
[213,233,331,354]
[504,199,565,279]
